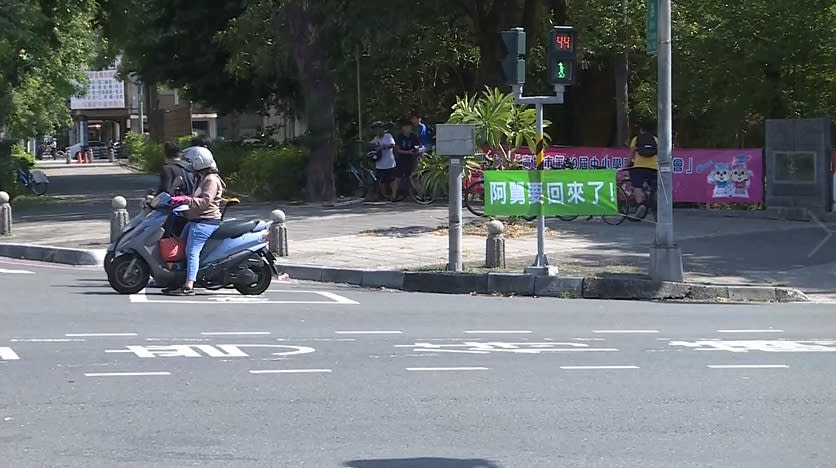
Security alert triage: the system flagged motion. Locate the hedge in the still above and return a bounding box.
[126,134,308,201]
[0,144,37,199]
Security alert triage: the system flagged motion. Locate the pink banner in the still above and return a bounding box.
[504,146,764,204]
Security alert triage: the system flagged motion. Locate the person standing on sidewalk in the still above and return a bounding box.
[370,121,398,201]
[410,113,433,152]
[628,123,659,218]
[394,119,421,198]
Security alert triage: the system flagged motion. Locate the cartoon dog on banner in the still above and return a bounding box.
[707,155,754,198]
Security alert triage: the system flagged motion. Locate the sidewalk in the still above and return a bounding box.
[3,164,835,300]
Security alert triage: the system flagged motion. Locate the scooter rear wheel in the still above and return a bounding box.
[108,254,150,294]
[233,257,272,296]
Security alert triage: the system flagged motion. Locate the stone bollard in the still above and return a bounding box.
[0,191,12,236]
[485,219,506,269]
[108,147,115,163]
[269,209,288,257]
[65,150,71,165]
[110,196,129,243]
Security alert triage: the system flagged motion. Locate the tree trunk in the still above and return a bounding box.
[468,0,524,89]
[613,0,630,147]
[285,0,337,202]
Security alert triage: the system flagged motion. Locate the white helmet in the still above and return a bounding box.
[183,146,215,171]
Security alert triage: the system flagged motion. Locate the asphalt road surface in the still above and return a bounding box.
[2,258,836,468]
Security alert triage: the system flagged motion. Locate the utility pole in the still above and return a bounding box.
[355,45,362,145]
[138,81,145,135]
[649,0,683,281]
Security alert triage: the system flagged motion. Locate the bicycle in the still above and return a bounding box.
[617,167,657,222]
[346,159,377,199]
[463,151,526,217]
[393,149,435,205]
[17,166,49,196]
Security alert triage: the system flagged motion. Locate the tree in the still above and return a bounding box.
[0,0,99,139]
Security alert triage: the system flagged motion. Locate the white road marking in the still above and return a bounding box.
[10,338,86,342]
[276,338,356,342]
[65,333,138,337]
[129,289,358,305]
[0,347,20,360]
[200,332,271,336]
[249,369,332,374]
[335,331,402,335]
[105,344,315,358]
[396,341,618,354]
[560,365,639,370]
[464,330,532,334]
[572,338,607,341]
[707,364,789,369]
[716,329,784,333]
[0,259,94,271]
[670,340,836,353]
[593,330,659,334]
[84,372,171,377]
[0,268,35,274]
[406,367,489,371]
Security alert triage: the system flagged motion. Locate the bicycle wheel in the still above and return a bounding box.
[601,184,630,225]
[31,182,48,196]
[557,215,578,221]
[409,172,435,205]
[464,181,485,217]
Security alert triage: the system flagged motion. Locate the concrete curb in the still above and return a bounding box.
[0,242,105,266]
[275,263,808,303]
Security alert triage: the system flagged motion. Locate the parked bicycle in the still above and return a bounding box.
[17,166,49,196]
[393,148,435,205]
[346,158,377,199]
[463,151,526,217]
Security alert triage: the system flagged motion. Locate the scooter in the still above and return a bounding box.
[106,192,279,295]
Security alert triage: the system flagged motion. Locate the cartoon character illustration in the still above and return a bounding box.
[730,154,753,198]
[707,162,732,198]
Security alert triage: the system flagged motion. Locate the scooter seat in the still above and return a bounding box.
[210,219,260,239]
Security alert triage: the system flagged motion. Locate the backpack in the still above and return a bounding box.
[635,133,658,157]
[167,161,197,196]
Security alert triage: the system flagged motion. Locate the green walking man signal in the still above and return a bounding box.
[498,28,526,85]
[548,26,577,85]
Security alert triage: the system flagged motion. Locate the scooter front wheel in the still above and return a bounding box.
[233,257,272,296]
[108,254,150,294]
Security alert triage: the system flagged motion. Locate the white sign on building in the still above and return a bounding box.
[70,69,126,110]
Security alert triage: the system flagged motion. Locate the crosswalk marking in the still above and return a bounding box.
[0,347,20,360]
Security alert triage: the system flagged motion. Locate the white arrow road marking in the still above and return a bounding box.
[0,347,20,360]
[0,268,35,274]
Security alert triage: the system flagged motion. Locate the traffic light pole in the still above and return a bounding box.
[513,85,564,276]
[649,0,683,281]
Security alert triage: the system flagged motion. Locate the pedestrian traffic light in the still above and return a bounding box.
[548,26,577,85]
[498,28,526,85]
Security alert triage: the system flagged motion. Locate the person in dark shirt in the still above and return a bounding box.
[395,120,420,181]
[410,113,433,151]
[158,142,193,196]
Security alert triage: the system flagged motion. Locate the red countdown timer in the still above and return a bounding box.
[554,34,572,50]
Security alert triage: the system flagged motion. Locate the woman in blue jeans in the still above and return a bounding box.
[165,147,225,296]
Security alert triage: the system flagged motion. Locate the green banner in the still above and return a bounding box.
[484,169,619,217]
[646,0,658,56]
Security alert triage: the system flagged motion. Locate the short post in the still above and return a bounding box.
[269,209,288,257]
[485,219,506,269]
[0,191,12,236]
[110,196,129,243]
[65,149,71,165]
[108,147,115,163]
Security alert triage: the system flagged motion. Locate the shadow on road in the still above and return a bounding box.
[343,458,503,468]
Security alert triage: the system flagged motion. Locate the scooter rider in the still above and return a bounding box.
[164,147,226,296]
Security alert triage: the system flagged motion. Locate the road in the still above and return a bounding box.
[1,259,836,468]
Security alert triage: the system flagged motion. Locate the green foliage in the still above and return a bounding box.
[123,132,147,163]
[0,0,99,138]
[235,145,308,200]
[0,144,36,199]
[447,87,550,157]
[416,153,480,198]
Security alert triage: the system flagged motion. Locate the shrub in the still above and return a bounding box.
[123,132,147,163]
[234,145,308,200]
[0,144,36,199]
